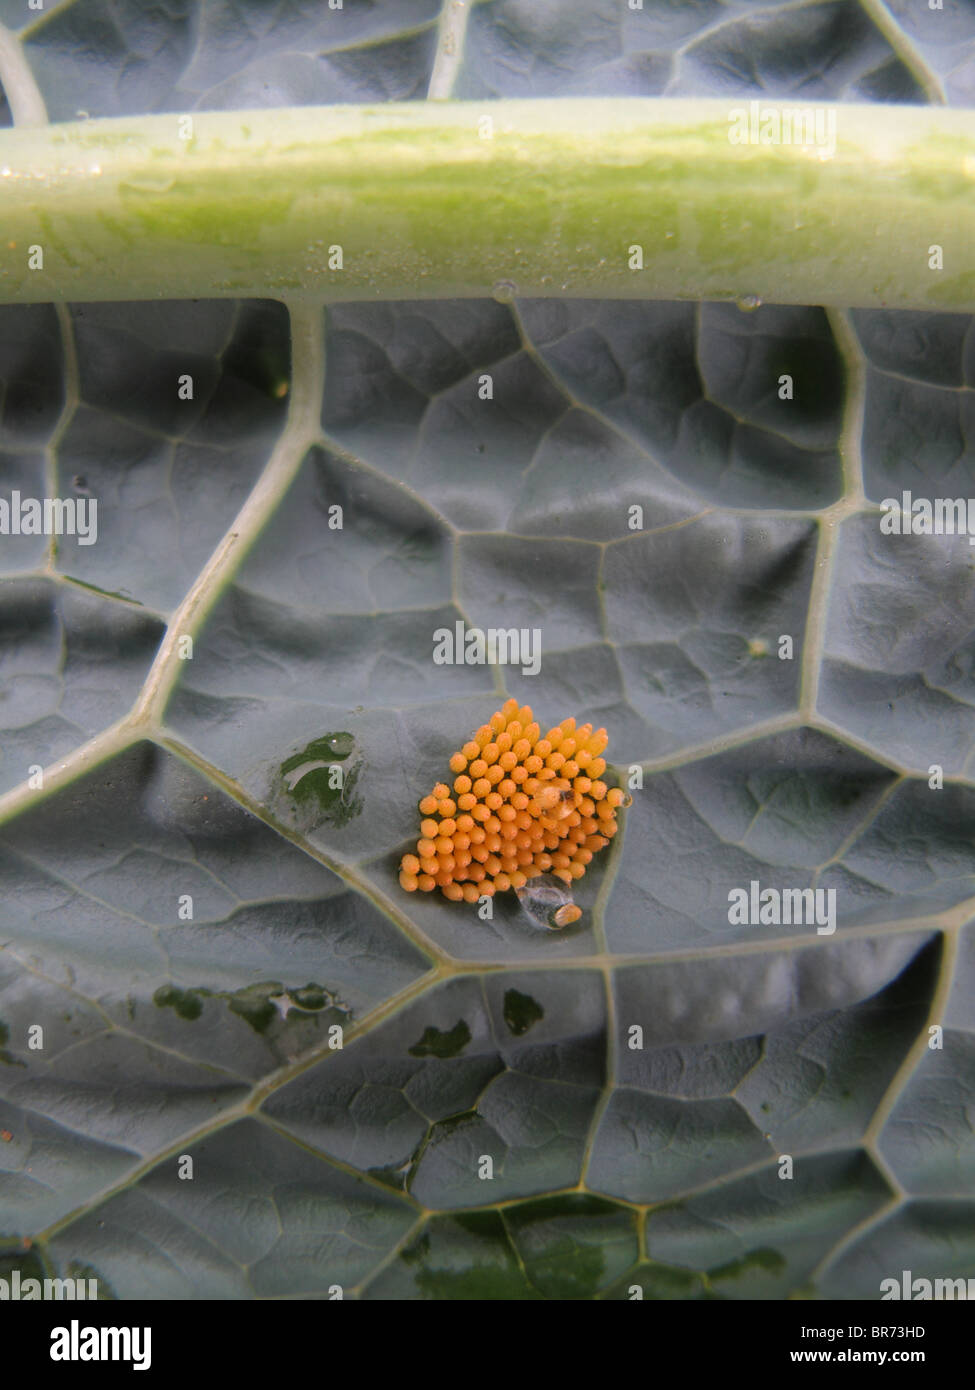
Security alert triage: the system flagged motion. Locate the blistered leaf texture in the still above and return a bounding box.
[0,0,973,1299]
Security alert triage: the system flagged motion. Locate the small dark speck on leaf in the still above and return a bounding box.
[408,1020,471,1058]
[503,988,544,1036]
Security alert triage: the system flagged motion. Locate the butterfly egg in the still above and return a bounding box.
[403,702,621,906]
[554,904,582,927]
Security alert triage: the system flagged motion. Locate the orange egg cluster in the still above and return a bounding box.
[399,699,625,910]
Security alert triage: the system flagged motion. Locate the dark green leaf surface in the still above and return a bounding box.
[1,0,973,1299]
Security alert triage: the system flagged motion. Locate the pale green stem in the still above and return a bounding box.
[0,99,973,310]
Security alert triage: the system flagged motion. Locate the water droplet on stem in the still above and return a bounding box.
[492,279,517,304]
[515,873,579,930]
